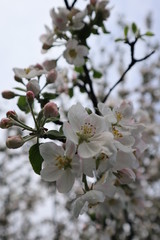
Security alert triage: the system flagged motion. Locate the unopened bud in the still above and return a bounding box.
[90,0,97,5]
[46,69,57,84]
[0,118,13,129]
[34,63,43,70]
[6,110,18,119]
[2,91,15,99]
[43,60,57,71]
[26,91,35,105]
[43,102,59,118]
[116,168,136,185]
[42,43,52,50]
[6,135,24,149]
[27,79,40,96]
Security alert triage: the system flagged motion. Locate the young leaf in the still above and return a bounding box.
[132,22,137,34]
[93,69,102,79]
[44,130,65,141]
[17,96,30,113]
[145,31,155,37]
[29,143,44,175]
[124,26,129,38]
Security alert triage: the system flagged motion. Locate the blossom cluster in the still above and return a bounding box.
[0,0,153,219]
[39,101,147,217]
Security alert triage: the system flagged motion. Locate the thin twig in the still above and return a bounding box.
[64,0,78,10]
[102,38,155,103]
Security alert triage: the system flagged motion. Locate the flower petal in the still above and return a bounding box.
[57,169,75,193]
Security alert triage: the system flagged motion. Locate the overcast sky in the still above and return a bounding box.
[0,0,159,111]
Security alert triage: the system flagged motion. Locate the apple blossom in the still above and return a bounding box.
[40,141,80,193]
[63,39,88,66]
[2,91,15,99]
[63,102,114,158]
[13,65,46,79]
[72,190,105,218]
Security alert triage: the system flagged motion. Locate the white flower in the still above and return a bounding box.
[13,65,46,79]
[50,7,69,31]
[71,9,87,30]
[72,190,105,218]
[63,39,88,66]
[40,25,54,52]
[63,102,113,158]
[40,141,80,193]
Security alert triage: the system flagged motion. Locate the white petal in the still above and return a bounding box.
[63,122,78,144]
[40,142,64,163]
[65,140,76,158]
[68,103,87,131]
[78,141,100,158]
[113,151,139,170]
[41,165,62,182]
[81,157,96,177]
[57,169,75,193]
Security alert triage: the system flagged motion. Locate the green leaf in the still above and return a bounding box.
[42,92,59,100]
[68,87,74,98]
[124,25,129,38]
[29,143,44,175]
[115,38,124,42]
[93,69,102,79]
[17,96,30,113]
[145,31,154,37]
[44,130,65,141]
[13,87,26,92]
[74,66,83,73]
[132,22,137,34]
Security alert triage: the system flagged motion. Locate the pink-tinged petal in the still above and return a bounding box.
[113,151,139,170]
[57,169,75,193]
[40,165,62,182]
[63,122,78,144]
[68,103,87,131]
[40,142,64,163]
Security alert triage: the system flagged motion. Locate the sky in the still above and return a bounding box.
[0,0,159,112]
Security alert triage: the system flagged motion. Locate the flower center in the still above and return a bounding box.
[24,68,31,74]
[116,111,122,122]
[112,126,123,138]
[55,155,72,170]
[69,49,77,59]
[77,122,96,144]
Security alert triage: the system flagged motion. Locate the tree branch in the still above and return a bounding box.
[102,38,155,103]
[64,0,78,10]
[83,65,98,111]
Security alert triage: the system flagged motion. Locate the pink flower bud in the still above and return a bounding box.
[90,0,97,5]
[116,168,136,185]
[43,60,57,71]
[43,102,59,118]
[26,79,40,96]
[6,110,18,119]
[26,91,35,104]
[34,63,43,70]
[2,91,15,99]
[0,118,13,129]
[46,69,57,84]
[6,135,24,149]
